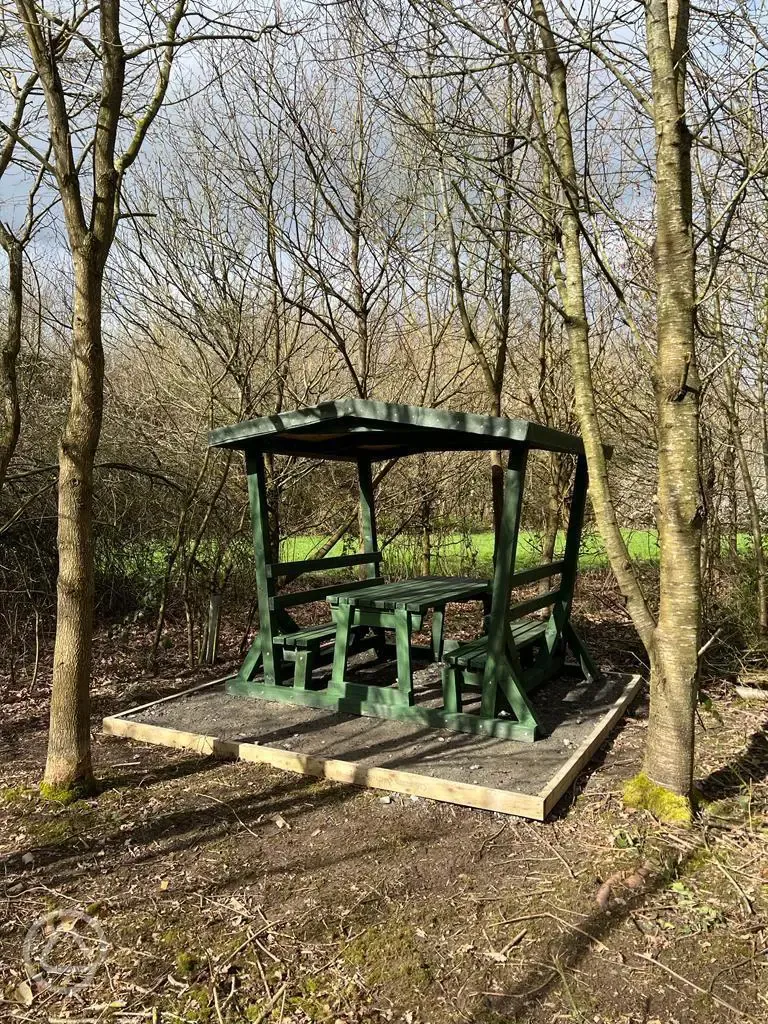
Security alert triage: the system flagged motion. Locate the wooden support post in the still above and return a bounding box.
[292,649,312,689]
[546,454,588,656]
[330,604,354,690]
[431,608,445,662]
[242,451,280,686]
[357,454,387,655]
[441,664,461,713]
[394,608,415,705]
[482,450,537,729]
[357,456,379,578]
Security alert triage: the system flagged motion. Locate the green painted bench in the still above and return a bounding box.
[445,618,547,672]
[441,615,553,725]
[272,622,351,691]
[273,623,339,649]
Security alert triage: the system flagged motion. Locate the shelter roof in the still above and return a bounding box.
[208,400,586,460]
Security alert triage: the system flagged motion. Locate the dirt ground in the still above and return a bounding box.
[1,587,767,1023]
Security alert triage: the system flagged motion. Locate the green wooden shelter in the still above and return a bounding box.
[209,400,600,741]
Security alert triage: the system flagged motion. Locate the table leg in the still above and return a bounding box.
[394,608,415,706]
[431,607,445,662]
[330,605,353,690]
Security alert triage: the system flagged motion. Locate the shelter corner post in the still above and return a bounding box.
[357,455,379,577]
[482,448,535,729]
[242,449,279,685]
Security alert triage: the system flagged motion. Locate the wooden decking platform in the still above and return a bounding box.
[102,670,642,820]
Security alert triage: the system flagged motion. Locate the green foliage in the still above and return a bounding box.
[612,828,637,849]
[623,772,693,824]
[669,880,724,930]
[180,984,212,1021]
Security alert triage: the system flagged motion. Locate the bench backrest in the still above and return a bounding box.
[266,551,383,611]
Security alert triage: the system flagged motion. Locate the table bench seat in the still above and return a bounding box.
[273,623,339,650]
[446,619,548,671]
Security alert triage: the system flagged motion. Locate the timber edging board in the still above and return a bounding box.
[101,672,643,821]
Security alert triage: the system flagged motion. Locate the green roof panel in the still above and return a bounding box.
[208,400,586,459]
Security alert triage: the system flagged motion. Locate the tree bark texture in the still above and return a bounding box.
[644,0,700,796]
[44,253,105,787]
[0,237,23,491]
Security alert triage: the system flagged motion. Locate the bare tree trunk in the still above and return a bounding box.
[539,453,567,594]
[0,236,23,491]
[644,0,700,797]
[698,419,716,623]
[420,495,432,576]
[532,2,657,655]
[734,436,768,633]
[43,253,104,792]
[758,334,768,537]
[533,0,699,805]
[724,431,738,560]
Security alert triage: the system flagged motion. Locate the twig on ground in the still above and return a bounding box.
[195,792,262,838]
[493,912,611,954]
[634,952,755,1020]
[246,982,288,1024]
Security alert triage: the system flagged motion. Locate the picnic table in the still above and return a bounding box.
[327,576,491,707]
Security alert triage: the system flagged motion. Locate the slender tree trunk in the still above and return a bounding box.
[0,237,23,491]
[731,423,768,633]
[534,0,700,802]
[724,430,738,559]
[697,420,716,621]
[43,251,104,791]
[644,0,700,796]
[532,1,657,655]
[539,453,567,594]
[758,336,768,536]
[420,495,432,576]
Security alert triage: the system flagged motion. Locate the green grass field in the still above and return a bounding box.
[277,528,665,577]
[103,529,758,606]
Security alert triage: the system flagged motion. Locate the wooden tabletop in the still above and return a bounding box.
[327,576,489,614]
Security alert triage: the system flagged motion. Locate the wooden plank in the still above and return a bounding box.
[270,577,383,610]
[225,676,341,708]
[100,714,545,819]
[107,676,233,721]
[330,694,537,740]
[267,552,383,579]
[208,399,586,458]
[509,560,565,588]
[508,589,561,619]
[273,624,338,648]
[328,576,489,613]
[539,673,643,816]
[448,621,547,670]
